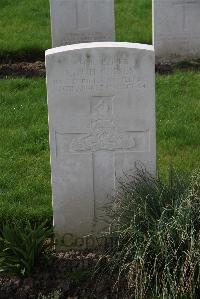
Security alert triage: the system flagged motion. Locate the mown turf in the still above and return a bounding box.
[0,0,152,59]
[115,0,152,44]
[0,0,50,59]
[157,71,200,176]
[0,78,52,225]
[0,73,199,223]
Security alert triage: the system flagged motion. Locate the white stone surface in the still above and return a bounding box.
[50,0,115,47]
[153,0,200,62]
[46,42,156,244]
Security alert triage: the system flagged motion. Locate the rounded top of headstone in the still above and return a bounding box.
[45,42,154,57]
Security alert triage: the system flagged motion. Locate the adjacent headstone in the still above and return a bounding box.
[46,42,156,247]
[50,0,115,47]
[153,0,200,62]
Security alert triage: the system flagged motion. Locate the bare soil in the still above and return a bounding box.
[0,61,45,78]
[0,251,127,299]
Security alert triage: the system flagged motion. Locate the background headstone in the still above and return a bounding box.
[46,42,156,246]
[50,0,115,47]
[153,0,200,62]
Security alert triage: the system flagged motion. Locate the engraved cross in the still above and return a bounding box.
[56,95,148,227]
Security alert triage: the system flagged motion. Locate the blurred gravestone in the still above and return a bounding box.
[45,42,156,248]
[50,0,115,47]
[153,0,200,62]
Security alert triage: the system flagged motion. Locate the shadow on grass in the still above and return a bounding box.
[156,59,200,75]
[0,48,45,63]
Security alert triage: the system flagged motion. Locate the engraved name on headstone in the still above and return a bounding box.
[46,43,156,243]
[153,0,200,62]
[50,0,115,47]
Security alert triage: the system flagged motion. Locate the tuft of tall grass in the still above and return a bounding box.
[0,221,53,276]
[96,168,200,298]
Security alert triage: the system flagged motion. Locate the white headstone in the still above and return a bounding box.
[50,0,115,47]
[46,42,156,247]
[153,0,200,62]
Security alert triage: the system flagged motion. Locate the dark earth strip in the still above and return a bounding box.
[0,251,127,299]
[156,59,200,74]
[1,60,200,79]
[0,50,44,64]
[0,61,45,79]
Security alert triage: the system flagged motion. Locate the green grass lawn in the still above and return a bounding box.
[0,73,199,223]
[0,0,50,59]
[115,0,152,44]
[0,0,152,58]
[0,78,52,225]
[157,72,200,175]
